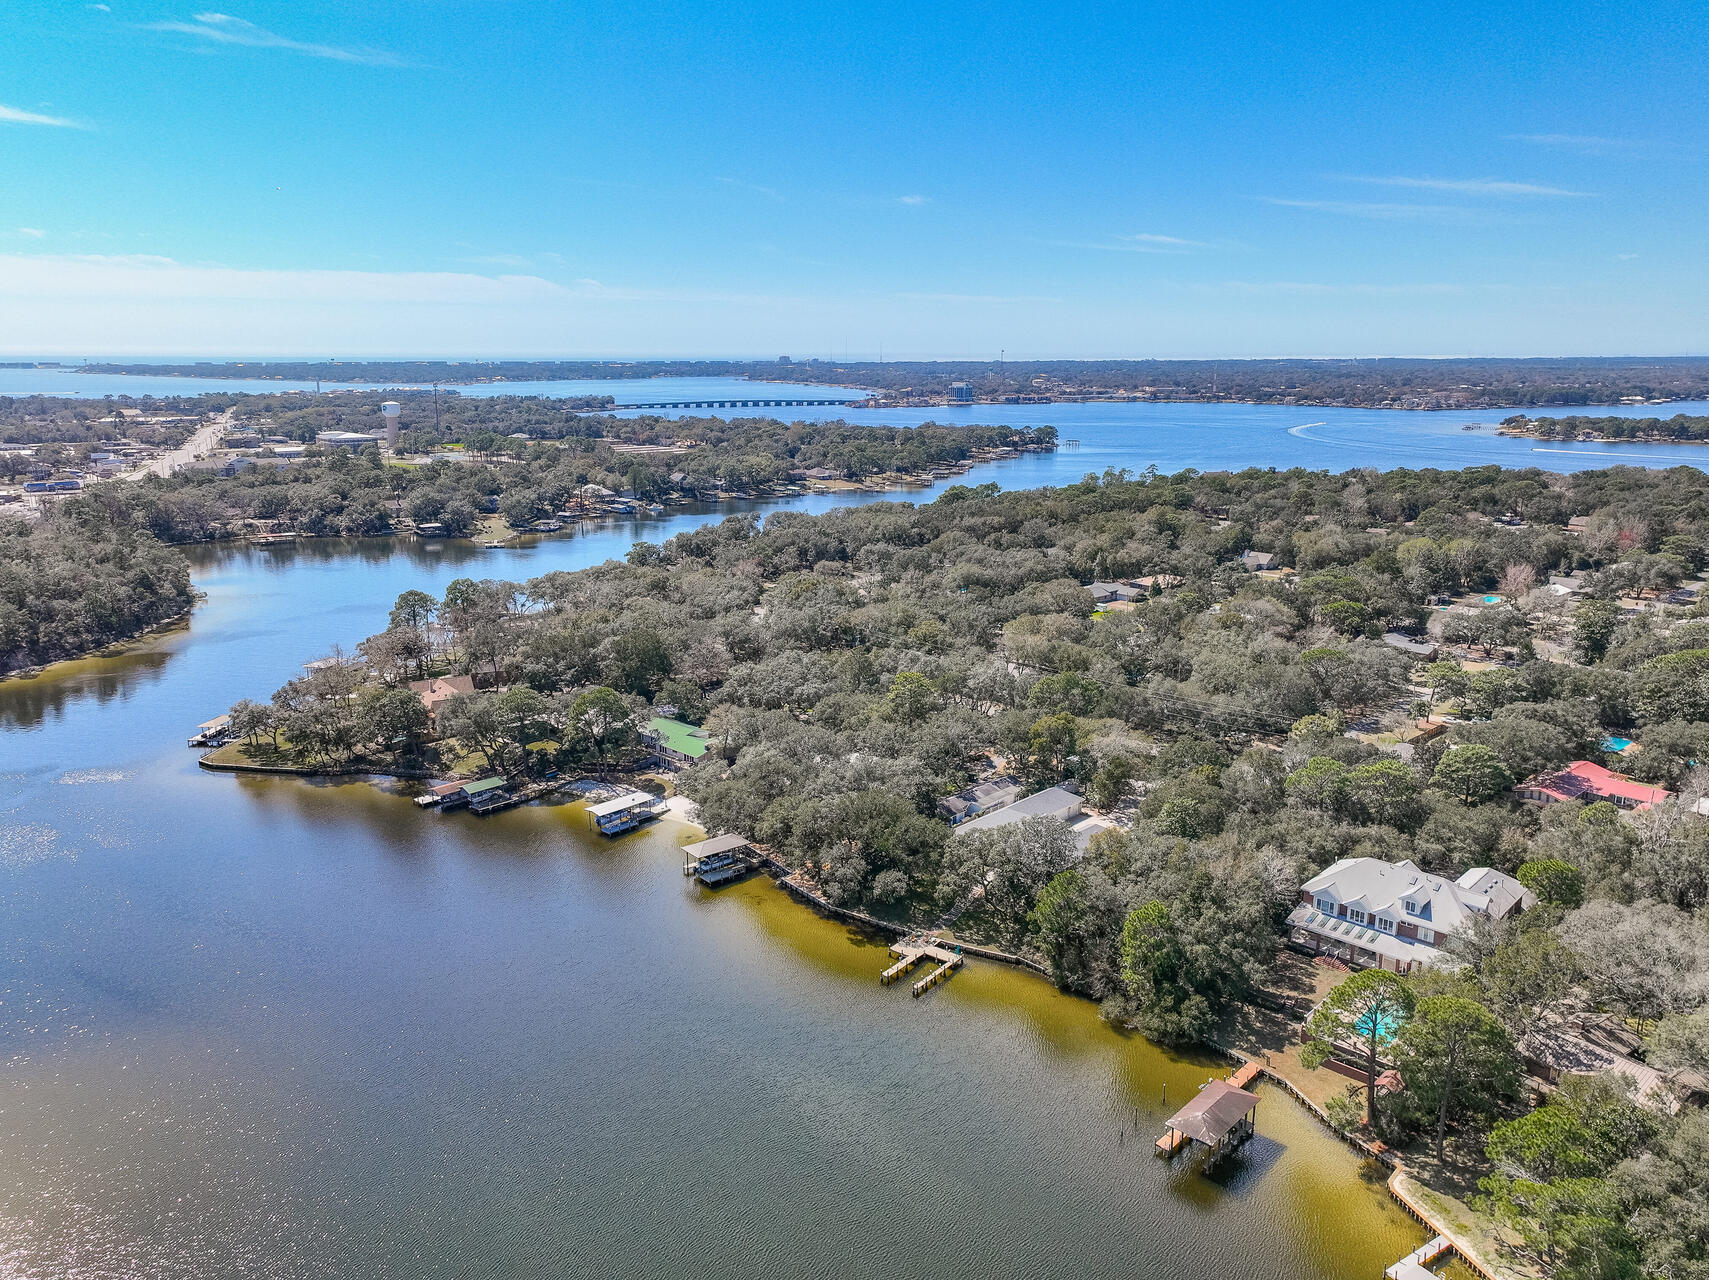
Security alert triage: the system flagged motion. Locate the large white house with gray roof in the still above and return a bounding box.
[1286,857,1535,972]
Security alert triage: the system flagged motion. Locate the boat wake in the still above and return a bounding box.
[1286,422,1329,438]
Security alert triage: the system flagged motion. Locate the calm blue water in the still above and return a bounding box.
[0,367,858,405]
[5,367,1708,475]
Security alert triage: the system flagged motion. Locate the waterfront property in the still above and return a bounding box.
[643,716,712,766]
[587,789,667,835]
[1520,1015,1709,1115]
[1156,1079,1259,1162]
[1515,759,1672,811]
[952,785,1081,836]
[1287,857,1535,972]
[937,774,1022,824]
[408,675,476,727]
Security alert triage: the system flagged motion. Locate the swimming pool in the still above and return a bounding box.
[1603,736,1634,753]
[1354,1008,1403,1042]
[1482,594,1504,604]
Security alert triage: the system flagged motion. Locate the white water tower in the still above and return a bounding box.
[381,401,401,449]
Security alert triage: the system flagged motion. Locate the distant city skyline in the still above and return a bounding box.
[1,1,1705,357]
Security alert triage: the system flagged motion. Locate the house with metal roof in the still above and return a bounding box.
[643,716,712,765]
[937,775,1022,824]
[1515,760,1672,811]
[1287,857,1535,972]
[952,785,1081,837]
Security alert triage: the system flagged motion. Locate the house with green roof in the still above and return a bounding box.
[644,716,712,765]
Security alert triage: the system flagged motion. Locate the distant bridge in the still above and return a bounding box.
[613,396,865,410]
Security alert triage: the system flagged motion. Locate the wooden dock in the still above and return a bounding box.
[1228,1060,1261,1090]
[879,937,965,996]
[1385,1236,1451,1280]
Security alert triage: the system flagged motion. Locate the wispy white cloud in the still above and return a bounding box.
[0,103,85,128]
[896,195,930,206]
[1338,174,1591,197]
[1616,252,1639,261]
[146,13,401,65]
[1259,197,1486,222]
[88,2,111,10]
[14,228,46,239]
[464,253,533,269]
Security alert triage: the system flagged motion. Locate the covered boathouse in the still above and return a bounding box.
[1156,1079,1259,1162]
[587,790,667,835]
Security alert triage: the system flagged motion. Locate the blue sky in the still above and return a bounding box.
[0,0,1705,358]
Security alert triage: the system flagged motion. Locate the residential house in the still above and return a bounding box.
[1382,631,1438,660]
[938,775,1022,824]
[1086,581,1144,604]
[644,716,712,766]
[954,785,1081,834]
[1239,550,1275,571]
[1566,515,1592,535]
[1520,1017,1708,1115]
[1287,857,1535,972]
[953,786,1092,848]
[409,675,477,728]
[1515,760,1672,811]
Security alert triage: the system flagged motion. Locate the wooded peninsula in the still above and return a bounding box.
[199,458,1709,1280]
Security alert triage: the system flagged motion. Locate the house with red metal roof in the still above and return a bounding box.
[1514,760,1672,811]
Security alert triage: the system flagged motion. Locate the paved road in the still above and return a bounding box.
[134,408,233,478]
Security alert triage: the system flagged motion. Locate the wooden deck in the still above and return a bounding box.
[1228,1060,1260,1089]
[1385,1236,1451,1280]
[880,937,965,995]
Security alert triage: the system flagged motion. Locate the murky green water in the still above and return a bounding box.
[0,529,1438,1278]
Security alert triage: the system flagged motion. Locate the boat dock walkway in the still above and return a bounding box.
[1385,1236,1452,1280]
[880,937,964,997]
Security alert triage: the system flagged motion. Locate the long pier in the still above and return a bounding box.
[616,397,862,410]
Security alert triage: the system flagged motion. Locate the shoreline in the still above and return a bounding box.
[1498,427,1709,445]
[208,749,1522,1280]
[0,604,196,686]
[45,370,1697,413]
